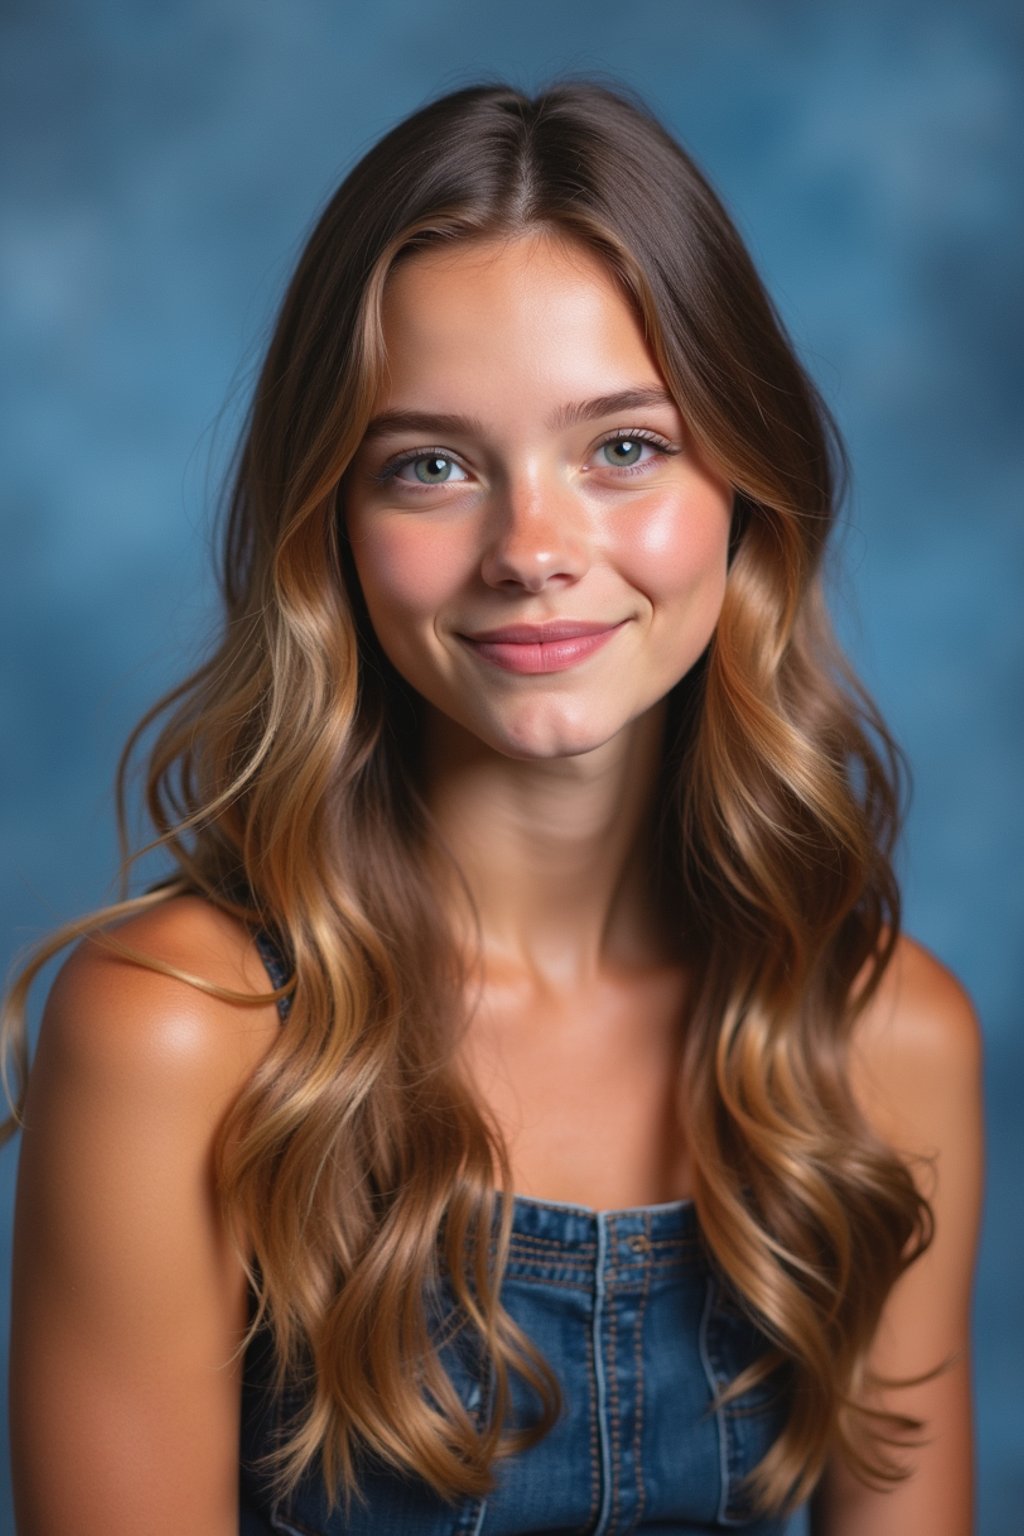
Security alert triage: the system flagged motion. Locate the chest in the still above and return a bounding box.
[455,962,693,1210]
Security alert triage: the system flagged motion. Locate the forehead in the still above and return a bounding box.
[375,231,664,408]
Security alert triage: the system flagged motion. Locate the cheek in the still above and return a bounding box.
[623,487,732,613]
[347,518,469,623]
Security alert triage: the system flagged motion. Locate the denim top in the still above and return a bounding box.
[238,931,792,1535]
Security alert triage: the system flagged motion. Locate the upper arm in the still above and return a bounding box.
[812,936,984,1536]
[9,899,281,1536]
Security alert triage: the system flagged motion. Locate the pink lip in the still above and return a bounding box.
[458,620,627,674]
[465,620,622,642]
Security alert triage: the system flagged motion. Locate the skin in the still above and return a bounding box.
[345,233,732,1204]
[10,232,983,1535]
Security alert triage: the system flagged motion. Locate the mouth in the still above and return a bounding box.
[457,619,628,675]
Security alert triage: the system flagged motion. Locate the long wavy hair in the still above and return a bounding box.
[3,81,933,1516]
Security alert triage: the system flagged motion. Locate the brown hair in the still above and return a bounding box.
[2,81,932,1515]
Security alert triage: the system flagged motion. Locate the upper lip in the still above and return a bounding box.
[462,620,625,643]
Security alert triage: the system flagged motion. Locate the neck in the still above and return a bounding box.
[421,704,674,987]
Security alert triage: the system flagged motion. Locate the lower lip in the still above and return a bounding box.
[459,624,625,674]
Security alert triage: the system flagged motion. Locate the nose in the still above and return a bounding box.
[479,472,590,593]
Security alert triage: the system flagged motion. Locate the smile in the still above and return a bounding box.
[457,620,628,675]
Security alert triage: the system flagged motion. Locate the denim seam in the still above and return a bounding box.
[506,1253,596,1269]
[508,1258,687,1277]
[505,1263,596,1276]
[591,1212,613,1536]
[508,1247,691,1268]
[508,1237,598,1251]
[511,1195,603,1216]
[583,1282,602,1534]
[458,1354,493,1536]
[464,1494,488,1536]
[630,1211,652,1532]
[503,1259,592,1271]
[502,1271,594,1291]
[507,1230,599,1245]
[509,1234,695,1255]
[505,1255,595,1269]
[506,1263,596,1278]
[606,1214,622,1532]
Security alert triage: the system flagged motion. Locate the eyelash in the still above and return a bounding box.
[372,429,680,488]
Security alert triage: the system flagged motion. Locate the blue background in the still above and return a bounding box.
[2,2,1021,1529]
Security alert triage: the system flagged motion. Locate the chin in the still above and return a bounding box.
[477,711,629,763]
[495,737,607,763]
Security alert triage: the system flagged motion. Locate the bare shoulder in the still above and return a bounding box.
[36,894,283,1107]
[11,898,284,1533]
[814,954,984,1532]
[848,933,983,1164]
[854,931,980,1058]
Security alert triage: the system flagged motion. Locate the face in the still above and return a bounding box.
[344,232,733,761]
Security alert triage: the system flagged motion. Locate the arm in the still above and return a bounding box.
[9,898,282,1536]
[810,937,984,1536]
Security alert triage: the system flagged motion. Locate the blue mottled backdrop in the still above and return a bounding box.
[2,2,1021,1530]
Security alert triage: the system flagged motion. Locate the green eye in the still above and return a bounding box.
[413,455,456,483]
[383,451,470,489]
[601,438,645,467]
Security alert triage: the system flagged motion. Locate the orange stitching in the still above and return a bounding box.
[606,1215,622,1528]
[578,1284,601,1536]
[501,1273,593,1292]
[507,1240,598,1256]
[631,1211,652,1529]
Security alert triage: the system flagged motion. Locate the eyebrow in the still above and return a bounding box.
[361,386,678,442]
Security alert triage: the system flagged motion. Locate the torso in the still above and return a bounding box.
[455,957,694,1211]
[23,898,976,1536]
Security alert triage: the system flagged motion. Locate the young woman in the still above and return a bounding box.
[5,82,982,1536]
